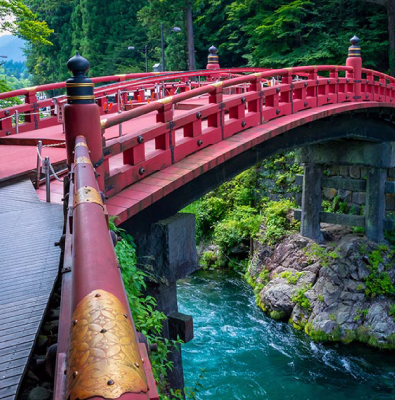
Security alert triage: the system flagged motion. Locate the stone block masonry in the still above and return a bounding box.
[295,142,395,243]
[130,212,198,391]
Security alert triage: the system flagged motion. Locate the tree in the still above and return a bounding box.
[364,0,395,76]
[0,0,52,44]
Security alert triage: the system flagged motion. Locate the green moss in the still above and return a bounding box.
[270,310,285,320]
[280,270,305,285]
[291,284,312,310]
[389,304,395,322]
[317,294,324,302]
[304,243,339,267]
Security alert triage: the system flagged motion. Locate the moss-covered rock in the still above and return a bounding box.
[246,225,395,350]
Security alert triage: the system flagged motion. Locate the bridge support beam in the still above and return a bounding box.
[124,213,197,392]
[366,168,386,242]
[301,163,324,242]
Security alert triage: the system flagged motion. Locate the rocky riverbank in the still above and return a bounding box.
[246,224,395,350]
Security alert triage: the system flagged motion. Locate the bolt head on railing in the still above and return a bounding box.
[66,53,94,104]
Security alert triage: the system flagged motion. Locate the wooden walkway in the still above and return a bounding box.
[0,180,63,399]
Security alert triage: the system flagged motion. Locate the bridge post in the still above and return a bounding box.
[346,36,362,101]
[300,163,324,242]
[64,53,104,190]
[206,45,220,70]
[126,213,197,392]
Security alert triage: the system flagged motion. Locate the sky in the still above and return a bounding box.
[0,14,15,37]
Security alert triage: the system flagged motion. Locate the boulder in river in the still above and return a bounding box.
[247,225,395,350]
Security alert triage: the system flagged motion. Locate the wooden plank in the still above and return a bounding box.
[0,384,18,398]
[0,180,63,399]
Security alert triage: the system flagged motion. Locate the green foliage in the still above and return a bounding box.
[317,294,324,302]
[261,199,299,245]
[259,152,303,196]
[182,168,258,244]
[111,224,182,393]
[213,206,262,254]
[366,272,394,298]
[304,243,339,267]
[20,0,393,85]
[364,248,395,298]
[280,270,304,285]
[270,310,285,320]
[322,195,348,214]
[305,322,342,342]
[0,0,53,44]
[245,268,269,307]
[353,308,369,322]
[291,284,312,310]
[389,304,395,322]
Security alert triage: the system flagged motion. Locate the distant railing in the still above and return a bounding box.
[0,68,270,137]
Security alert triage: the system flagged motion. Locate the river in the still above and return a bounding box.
[177,270,395,400]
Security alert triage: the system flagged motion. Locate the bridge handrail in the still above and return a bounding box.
[63,135,158,399]
[98,64,393,199]
[0,72,166,100]
[361,68,395,83]
[0,68,269,102]
[0,68,272,136]
[102,65,354,130]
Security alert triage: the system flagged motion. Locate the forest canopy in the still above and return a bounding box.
[14,0,395,84]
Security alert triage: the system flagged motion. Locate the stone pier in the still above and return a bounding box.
[130,212,197,391]
[295,141,395,243]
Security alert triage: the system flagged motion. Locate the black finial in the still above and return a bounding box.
[350,36,360,46]
[209,45,217,55]
[67,53,90,77]
[66,53,94,104]
[348,35,361,58]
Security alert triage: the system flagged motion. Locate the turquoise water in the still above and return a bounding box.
[177,270,395,400]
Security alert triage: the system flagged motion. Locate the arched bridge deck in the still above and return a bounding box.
[0,36,395,399]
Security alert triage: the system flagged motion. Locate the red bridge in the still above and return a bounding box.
[0,36,394,399]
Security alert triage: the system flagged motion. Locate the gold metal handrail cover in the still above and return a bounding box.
[66,290,148,400]
[74,186,103,208]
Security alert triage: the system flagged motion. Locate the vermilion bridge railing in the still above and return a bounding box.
[3,38,394,399]
[0,68,271,137]
[97,63,395,198]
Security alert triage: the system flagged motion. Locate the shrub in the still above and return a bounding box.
[261,199,299,245]
[280,271,305,285]
[304,243,339,267]
[364,248,395,297]
[111,223,181,392]
[213,206,262,255]
[291,284,312,310]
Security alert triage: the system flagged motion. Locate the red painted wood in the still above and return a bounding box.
[65,136,156,399]
[103,101,395,225]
